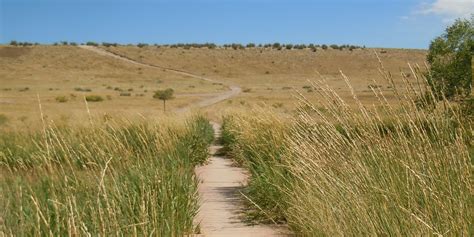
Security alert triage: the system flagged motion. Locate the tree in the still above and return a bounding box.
[427,16,473,99]
[153,88,174,112]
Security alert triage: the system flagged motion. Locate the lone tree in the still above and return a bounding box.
[153,88,174,112]
[427,16,473,100]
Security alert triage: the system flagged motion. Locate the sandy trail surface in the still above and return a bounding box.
[194,122,291,236]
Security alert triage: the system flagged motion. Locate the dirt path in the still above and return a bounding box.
[79,45,241,112]
[194,122,290,236]
[80,46,287,236]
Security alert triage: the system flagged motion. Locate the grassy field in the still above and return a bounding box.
[2,43,470,236]
[0,45,226,129]
[220,73,473,235]
[0,115,213,235]
[104,45,427,114]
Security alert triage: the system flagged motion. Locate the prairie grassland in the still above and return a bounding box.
[0,115,213,236]
[103,46,427,111]
[221,70,472,235]
[0,45,226,128]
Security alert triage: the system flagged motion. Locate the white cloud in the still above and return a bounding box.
[418,0,474,21]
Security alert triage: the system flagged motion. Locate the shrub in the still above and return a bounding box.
[120,92,131,96]
[85,95,104,102]
[86,41,99,46]
[55,96,68,103]
[137,43,148,48]
[321,44,328,50]
[427,17,473,99]
[246,43,256,48]
[102,42,118,47]
[9,40,18,46]
[74,87,92,92]
[330,44,339,49]
[285,44,293,50]
[18,87,29,92]
[243,88,252,93]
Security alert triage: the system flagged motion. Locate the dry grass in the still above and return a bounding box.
[105,46,427,113]
[0,45,225,128]
[221,68,472,235]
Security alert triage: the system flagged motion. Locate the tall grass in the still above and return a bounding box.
[0,115,213,236]
[222,68,472,235]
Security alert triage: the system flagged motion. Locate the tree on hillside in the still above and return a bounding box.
[153,88,174,112]
[427,16,473,99]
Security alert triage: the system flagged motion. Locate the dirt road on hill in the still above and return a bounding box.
[79,45,241,112]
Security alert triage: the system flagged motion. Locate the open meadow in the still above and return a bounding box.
[0,40,472,236]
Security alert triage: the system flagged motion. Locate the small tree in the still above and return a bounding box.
[427,16,473,99]
[153,88,174,112]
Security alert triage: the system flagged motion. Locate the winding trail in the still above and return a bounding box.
[79,46,288,236]
[79,45,241,112]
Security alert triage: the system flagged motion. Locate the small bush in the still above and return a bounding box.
[18,87,29,92]
[86,41,99,46]
[85,95,104,102]
[120,92,131,96]
[246,43,256,48]
[243,88,252,93]
[74,87,92,92]
[137,43,148,48]
[9,41,18,46]
[55,96,68,103]
[102,42,118,47]
[321,44,328,50]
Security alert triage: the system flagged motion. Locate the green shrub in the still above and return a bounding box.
[74,87,92,92]
[120,92,131,96]
[85,95,104,102]
[86,41,99,46]
[137,43,148,48]
[55,96,68,103]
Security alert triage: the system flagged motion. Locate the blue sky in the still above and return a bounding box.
[1,0,473,49]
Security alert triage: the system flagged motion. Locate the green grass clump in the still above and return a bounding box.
[55,96,68,103]
[85,95,104,102]
[222,71,472,235]
[0,115,213,235]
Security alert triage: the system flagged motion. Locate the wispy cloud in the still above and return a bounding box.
[417,0,474,22]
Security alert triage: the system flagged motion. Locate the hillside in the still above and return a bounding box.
[0,45,427,127]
